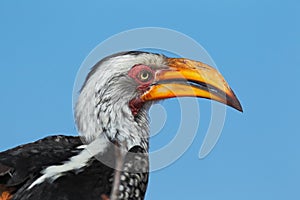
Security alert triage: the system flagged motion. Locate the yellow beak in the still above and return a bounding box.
[141,58,243,112]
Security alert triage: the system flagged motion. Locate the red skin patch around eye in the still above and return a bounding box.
[128,64,155,116]
[128,64,155,87]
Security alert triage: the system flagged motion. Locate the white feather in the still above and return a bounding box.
[28,136,108,190]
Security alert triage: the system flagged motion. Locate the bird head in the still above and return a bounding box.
[75,51,242,151]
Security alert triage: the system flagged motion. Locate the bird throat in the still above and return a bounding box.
[129,98,145,116]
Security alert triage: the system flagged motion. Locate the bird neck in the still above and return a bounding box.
[75,89,150,152]
[97,98,150,151]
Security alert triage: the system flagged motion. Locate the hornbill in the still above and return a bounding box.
[0,51,242,200]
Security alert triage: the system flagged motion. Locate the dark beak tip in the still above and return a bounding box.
[235,103,243,112]
[228,98,243,112]
[226,89,243,112]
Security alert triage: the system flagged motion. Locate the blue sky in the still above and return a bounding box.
[0,1,299,199]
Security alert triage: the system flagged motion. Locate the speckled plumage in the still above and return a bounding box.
[0,135,149,200]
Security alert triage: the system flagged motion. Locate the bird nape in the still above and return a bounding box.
[0,51,242,200]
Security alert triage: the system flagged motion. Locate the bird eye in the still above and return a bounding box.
[138,70,152,82]
[128,64,154,84]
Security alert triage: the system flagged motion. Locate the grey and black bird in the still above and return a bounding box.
[0,51,242,200]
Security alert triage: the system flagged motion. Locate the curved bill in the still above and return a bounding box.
[141,58,243,112]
